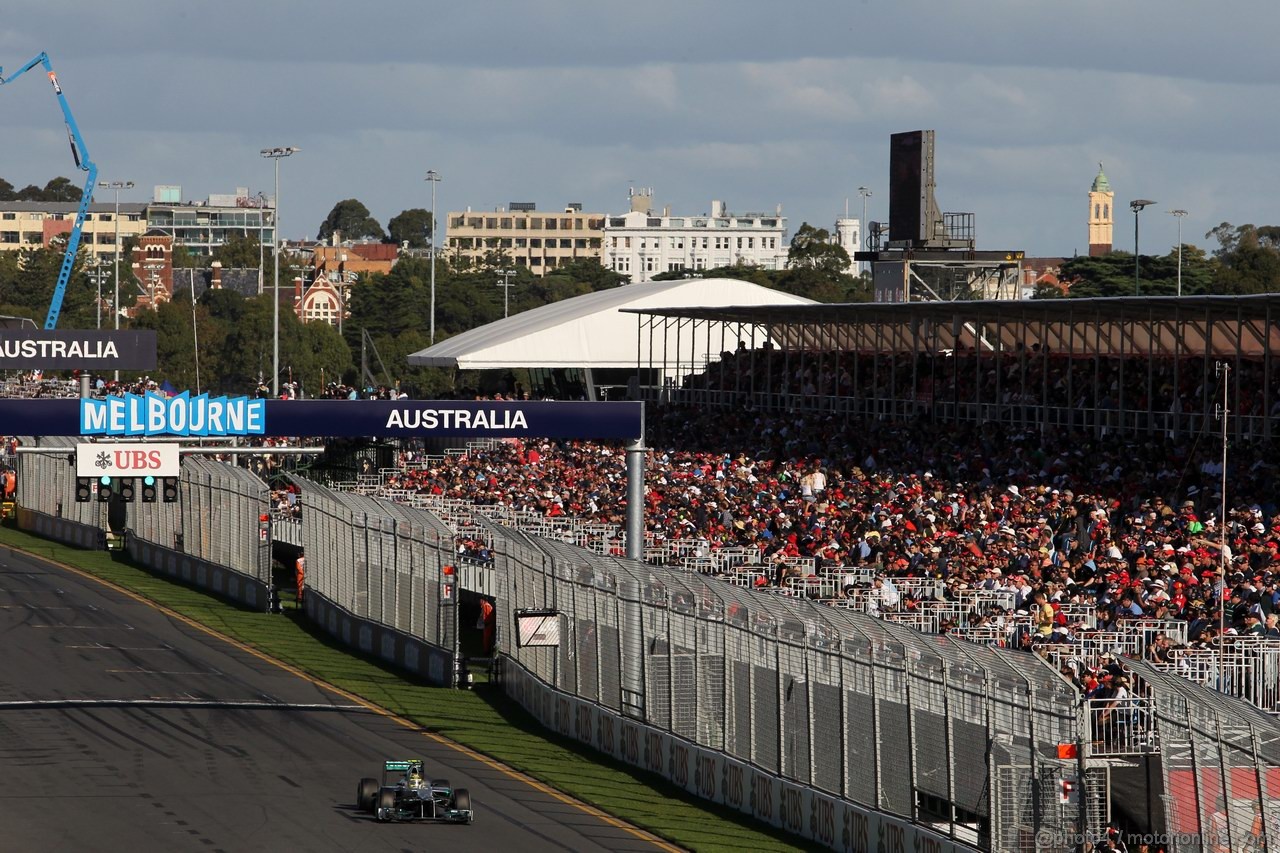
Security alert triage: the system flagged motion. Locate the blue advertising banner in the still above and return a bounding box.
[0,396,643,439]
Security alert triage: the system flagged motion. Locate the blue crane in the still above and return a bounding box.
[0,52,99,329]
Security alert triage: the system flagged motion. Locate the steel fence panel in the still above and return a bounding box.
[694,599,726,750]
[596,575,622,712]
[668,598,698,743]
[752,638,781,776]
[778,636,811,786]
[809,643,843,796]
[841,631,879,809]
[725,622,753,763]
[1220,729,1261,853]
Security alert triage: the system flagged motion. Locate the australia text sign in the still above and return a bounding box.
[0,330,157,370]
[0,396,643,439]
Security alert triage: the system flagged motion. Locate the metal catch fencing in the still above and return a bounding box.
[15,435,99,529]
[16,437,271,585]
[476,515,1083,851]
[130,456,272,584]
[1129,659,1280,853]
[294,477,454,649]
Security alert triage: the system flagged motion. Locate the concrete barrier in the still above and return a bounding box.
[16,507,103,550]
[305,591,455,687]
[126,537,267,612]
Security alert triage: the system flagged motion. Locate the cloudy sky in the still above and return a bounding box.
[3,2,1276,258]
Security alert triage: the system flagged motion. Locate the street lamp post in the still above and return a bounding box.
[857,186,872,275]
[425,170,441,344]
[1170,209,1188,297]
[1130,199,1155,296]
[261,147,298,397]
[98,180,133,381]
[495,268,518,319]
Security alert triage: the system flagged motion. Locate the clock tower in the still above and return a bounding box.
[1088,164,1113,256]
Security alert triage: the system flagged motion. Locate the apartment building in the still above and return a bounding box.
[0,201,148,259]
[601,192,789,283]
[146,186,274,256]
[0,185,275,261]
[445,202,605,275]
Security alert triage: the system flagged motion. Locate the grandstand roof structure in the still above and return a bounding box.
[626,293,1280,358]
[406,277,815,370]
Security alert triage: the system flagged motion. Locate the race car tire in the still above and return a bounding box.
[358,777,378,812]
[452,788,471,813]
[377,787,396,820]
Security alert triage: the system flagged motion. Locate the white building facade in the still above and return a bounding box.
[602,194,789,283]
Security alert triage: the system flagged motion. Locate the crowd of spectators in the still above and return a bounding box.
[375,402,1280,694]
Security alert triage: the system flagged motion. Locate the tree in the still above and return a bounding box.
[543,258,627,292]
[0,179,15,202]
[211,232,264,269]
[316,199,384,242]
[1205,223,1280,294]
[41,176,81,203]
[787,222,852,275]
[387,208,433,249]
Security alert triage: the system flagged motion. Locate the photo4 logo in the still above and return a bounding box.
[80,392,266,437]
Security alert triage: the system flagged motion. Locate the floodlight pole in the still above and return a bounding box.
[857,186,871,274]
[625,405,646,562]
[99,179,133,381]
[426,170,440,344]
[262,146,299,397]
[1170,209,1188,297]
[496,268,518,319]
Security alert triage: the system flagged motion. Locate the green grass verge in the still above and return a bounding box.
[0,525,818,853]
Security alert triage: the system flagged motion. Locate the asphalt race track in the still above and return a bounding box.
[0,547,677,853]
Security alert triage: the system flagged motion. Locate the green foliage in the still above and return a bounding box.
[786,222,851,275]
[210,232,264,269]
[1204,223,1280,294]
[541,258,626,292]
[40,176,81,203]
[387,208,433,249]
[1,176,82,202]
[316,199,385,242]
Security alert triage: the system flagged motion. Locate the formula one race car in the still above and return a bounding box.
[356,759,473,824]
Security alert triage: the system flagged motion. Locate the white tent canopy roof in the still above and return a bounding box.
[406,278,815,370]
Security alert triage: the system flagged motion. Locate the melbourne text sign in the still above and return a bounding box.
[76,442,181,478]
[0,330,157,370]
[0,396,643,439]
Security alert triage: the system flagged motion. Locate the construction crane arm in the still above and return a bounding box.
[0,52,99,329]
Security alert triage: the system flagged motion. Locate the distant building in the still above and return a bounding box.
[0,185,275,261]
[445,202,605,275]
[601,191,789,283]
[290,274,345,326]
[831,217,860,275]
[130,230,262,315]
[1020,257,1068,297]
[0,201,147,258]
[310,239,398,283]
[146,186,274,257]
[1088,164,1113,256]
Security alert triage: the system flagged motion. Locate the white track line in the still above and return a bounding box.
[0,698,367,710]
